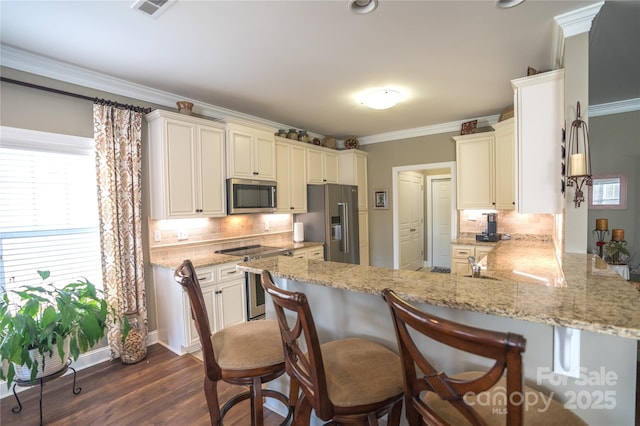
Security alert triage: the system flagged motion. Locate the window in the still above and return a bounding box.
[589,174,627,210]
[0,127,103,291]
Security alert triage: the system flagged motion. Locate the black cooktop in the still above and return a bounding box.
[215,244,288,258]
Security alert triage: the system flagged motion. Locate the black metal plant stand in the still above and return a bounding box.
[12,360,81,426]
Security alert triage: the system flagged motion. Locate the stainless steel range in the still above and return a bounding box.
[215,245,291,320]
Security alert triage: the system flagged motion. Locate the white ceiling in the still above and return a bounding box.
[1,1,638,141]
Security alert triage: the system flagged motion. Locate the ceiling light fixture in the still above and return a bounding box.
[360,89,401,110]
[349,0,378,15]
[496,0,525,9]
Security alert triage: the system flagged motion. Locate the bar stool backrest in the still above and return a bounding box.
[382,288,526,426]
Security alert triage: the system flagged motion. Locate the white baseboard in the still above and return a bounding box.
[1,329,160,400]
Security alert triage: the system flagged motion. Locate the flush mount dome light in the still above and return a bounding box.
[361,89,401,110]
[349,0,378,15]
[496,0,525,8]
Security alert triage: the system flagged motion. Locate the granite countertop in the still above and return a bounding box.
[150,241,324,270]
[238,240,640,340]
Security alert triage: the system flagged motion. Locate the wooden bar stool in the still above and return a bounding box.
[261,271,404,426]
[382,289,587,426]
[174,260,296,425]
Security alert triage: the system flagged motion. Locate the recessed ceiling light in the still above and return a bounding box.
[496,0,526,9]
[349,0,378,15]
[360,89,402,110]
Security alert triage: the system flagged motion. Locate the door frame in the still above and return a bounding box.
[392,161,457,269]
[426,174,451,267]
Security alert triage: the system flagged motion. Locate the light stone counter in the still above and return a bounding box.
[238,240,640,340]
[150,241,324,270]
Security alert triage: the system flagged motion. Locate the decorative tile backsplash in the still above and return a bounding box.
[459,210,554,237]
[148,214,294,261]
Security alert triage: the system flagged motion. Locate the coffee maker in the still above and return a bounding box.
[476,213,501,242]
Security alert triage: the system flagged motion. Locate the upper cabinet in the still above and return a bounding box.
[512,69,564,214]
[276,139,307,213]
[338,150,368,210]
[307,145,338,184]
[147,110,226,219]
[454,118,515,210]
[225,119,276,181]
[455,133,494,209]
[492,118,516,210]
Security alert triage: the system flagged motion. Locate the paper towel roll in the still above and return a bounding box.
[293,222,304,243]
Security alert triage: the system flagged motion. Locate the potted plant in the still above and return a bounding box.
[604,241,631,265]
[0,271,127,387]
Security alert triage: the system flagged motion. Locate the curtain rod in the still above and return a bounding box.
[1,76,152,113]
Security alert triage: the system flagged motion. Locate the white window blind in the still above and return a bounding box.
[0,127,103,291]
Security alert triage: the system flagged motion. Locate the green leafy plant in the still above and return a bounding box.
[604,241,631,265]
[0,271,127,387]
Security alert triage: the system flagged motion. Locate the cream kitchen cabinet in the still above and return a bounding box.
[358,210,370,266]
[153,261,246,355]
[291,245,325,260]
[147,110,226,219]
[451,244,494,275]
[276,140,307,213]
[225,119,276,181]
[512,69,563,214]
[307,146,338,184]
[337,149,369,265]
[454,118,515,210]
[492,118,516,210]
[338,150,368,210]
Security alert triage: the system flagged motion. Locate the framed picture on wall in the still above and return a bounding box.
[374,189,388,209]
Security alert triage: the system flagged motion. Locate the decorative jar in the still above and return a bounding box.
[121,313,147,364]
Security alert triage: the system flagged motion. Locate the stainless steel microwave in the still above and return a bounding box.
[227,178,277,214]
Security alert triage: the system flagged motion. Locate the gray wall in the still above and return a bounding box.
[588,110,640,267]
[360,133,456,268]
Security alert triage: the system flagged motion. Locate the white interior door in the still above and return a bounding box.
[398,171,424,270]
[429,177,452,268]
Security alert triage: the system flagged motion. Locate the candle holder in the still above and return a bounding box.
[592,229,609,258]
[565,101,592,208]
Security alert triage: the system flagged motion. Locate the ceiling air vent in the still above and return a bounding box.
[131,0,175,18]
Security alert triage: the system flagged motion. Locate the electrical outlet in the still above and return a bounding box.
[153,230,162,242]
[177,230,188,240]
[264,220,270,231]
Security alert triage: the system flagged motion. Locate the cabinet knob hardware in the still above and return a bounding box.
[492,202,496,205]
[290,207,295,210]
[410,228,416,232]
[197,276,206,281]
[253,172,258,175]
[226,271,237,274]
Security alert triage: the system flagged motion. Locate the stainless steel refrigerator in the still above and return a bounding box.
[296,184,359,264]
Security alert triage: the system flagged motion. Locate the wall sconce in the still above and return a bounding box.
[565,101,592,207]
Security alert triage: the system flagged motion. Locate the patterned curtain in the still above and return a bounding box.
[93,102,147,362]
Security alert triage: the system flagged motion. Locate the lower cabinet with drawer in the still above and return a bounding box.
[153,261,246,355]
[292,245,325,260]
[451,244,495,275]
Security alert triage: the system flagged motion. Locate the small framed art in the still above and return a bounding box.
[374,189,388,209]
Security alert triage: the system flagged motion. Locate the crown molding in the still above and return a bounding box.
[589,98,640,117]
[0,44,288,131]
[551,2,604,68]
[359,115,500,145]
[3,42,632,148]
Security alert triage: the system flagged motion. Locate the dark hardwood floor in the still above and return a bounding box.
[0,344,285,426]
[2,344,639,425]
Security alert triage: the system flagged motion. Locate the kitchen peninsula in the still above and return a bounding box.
[238,240,640,425]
